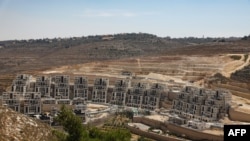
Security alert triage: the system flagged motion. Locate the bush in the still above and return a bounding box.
[51,129,67,141]
[244,54,248,62]
[230,55,241,60]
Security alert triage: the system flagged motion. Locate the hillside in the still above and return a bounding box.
[231,64,250,83]
[0,106,58,141]
[0,33,250,140]
[0,34,249,74]
[0,33,250,92]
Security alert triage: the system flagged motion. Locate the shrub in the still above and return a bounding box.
[230,55,241,60]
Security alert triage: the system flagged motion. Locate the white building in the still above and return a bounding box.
[92,78,109,103]
[170,86,232,122]
[110,79,130,105]
[73,76,88,104]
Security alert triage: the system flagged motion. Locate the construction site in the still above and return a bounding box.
[0,34,250,141]
[1,67,250,141]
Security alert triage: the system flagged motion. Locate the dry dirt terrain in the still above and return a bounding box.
[0,106,57,141]
[39,53,249,86]
[0,34,250,140]
[1,35,250,110]
[0,35,250,90]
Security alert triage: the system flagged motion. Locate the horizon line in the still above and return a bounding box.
[0,32,249,42]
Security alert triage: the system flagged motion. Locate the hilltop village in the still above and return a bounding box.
[0,73,232,133]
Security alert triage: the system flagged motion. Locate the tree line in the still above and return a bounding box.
[53,105,131,141]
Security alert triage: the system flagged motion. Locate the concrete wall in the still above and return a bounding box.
[166,123,223,141]
[211,84,250,99]
[126,125,181,141]
[230,90,250,99]
[133,117,223,141]
[229,107,250,122]
[168,91,178,101]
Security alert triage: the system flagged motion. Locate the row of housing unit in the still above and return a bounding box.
[169,86,232,128]
[1,74,232,126]
[1,74,165,116]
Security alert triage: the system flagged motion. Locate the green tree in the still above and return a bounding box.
[55,105,131,141]
[89,127,103,139]
[55,105,87,141]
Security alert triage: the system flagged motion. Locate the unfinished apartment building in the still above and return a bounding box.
[126,82,149,108]
[92,78,109,103]
[23,92,41,115]
[2,92,21,112]
[170,86,232,122]
[110,79,130,105]
[141,83,165,110]
[35,76,51,97]
[71,76,88,121]
[73,76,88,105]
[11,74,32,93]
[2,74,42,115]
[201,89,232,122]
[52,75,70,104]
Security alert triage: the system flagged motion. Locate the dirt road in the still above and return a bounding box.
[221,54,250,77]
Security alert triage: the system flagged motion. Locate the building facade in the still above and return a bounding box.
[126,82,148,108]
[52,75,70,100]
[73,76,88,105]
[23,92,41,115]
[110,79,130,105]
[92,78,109,103]
[141,83,165,110]
[170,86,232,122]
[2,74,42,115]
[35,76,51,97]
[2,92,22,112]
[11,74,32,93]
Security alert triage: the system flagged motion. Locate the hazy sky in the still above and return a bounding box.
[0,0,250,40]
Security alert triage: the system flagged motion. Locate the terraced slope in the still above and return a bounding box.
[40,54,234,84]
[0,34,249,94]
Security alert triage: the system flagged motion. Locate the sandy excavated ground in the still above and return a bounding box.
[230,95,250,113]
[86,103,109,112]
[42,54,249,80]
[221,54,250,77]
[87,103,109,109]
[41,54,250,111]
[144,114,169,122]
[202,129,223,136]
[138,73,185,84]
[41,55,234,83]
[128,123,150,131]
[85,104,109,122]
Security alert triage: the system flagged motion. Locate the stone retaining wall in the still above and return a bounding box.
[132,117,223,141]
[229,107,250,122]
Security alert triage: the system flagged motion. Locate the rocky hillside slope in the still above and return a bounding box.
[0,33,249,92]
[0,106,58,141]
[231,64,250,83]
[0,33,248,76]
